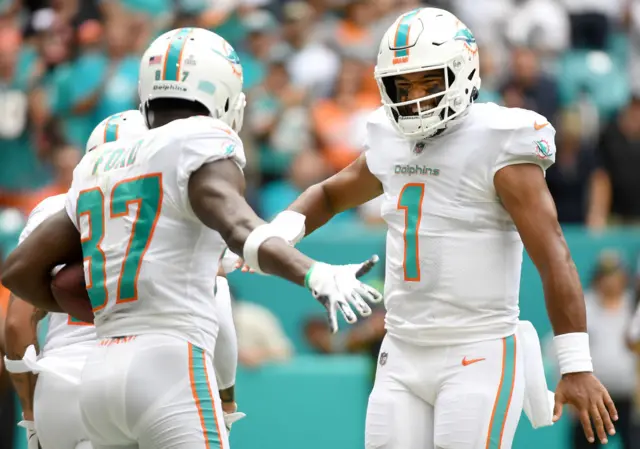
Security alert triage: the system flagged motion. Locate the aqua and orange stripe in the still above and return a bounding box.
[188,343,223,448]
[393,9,420,57]
[485,335,517,449]
[162,28,194,81]
[103,115,120,143]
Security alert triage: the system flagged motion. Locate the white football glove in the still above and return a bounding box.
[305,255,383,333]
[17,418,39,449]
[223,411,246,433]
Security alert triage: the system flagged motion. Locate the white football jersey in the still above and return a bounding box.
[19,194,96,355]
[65,116,245,355]
[365,102,556,346]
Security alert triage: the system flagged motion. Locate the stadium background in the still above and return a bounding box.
[1,0,640,448]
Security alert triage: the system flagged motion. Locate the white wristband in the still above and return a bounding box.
[553,332,593,375]
[3,356,31,374]
[271,211,306,246]
[243,224,286,274]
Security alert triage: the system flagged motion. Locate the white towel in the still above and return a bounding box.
[518,321,555,428]
[4,344,83,385]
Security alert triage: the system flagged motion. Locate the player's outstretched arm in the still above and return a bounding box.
[2,211,82,312]
[3,294,44,422]
[287,154,383,236]
[495,163,617,444]
[189,159,312,285]
[188,159,382,332]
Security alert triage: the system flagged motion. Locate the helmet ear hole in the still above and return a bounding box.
[470,86,479,102]
[142,101,153,128]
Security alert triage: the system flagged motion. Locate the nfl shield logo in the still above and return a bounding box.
[413,141,426,154]
[379,351,388,366]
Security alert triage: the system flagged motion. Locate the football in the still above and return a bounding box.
[51,262,94,324]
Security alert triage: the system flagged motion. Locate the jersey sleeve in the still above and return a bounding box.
[65,185,80,231]
[493,117,557,177]
[20,195,67,244]
[363,108,391,180]
[64,159,89,231]
[175,120,247,217]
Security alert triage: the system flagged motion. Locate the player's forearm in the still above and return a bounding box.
[189,161,315,286]
[5,296,40,418]
[2,253,63,313]
[7,372,37,419]
[2,271,62,313]
[257,238,313,286]
[539,243,587,335]
[5,296,42,355]
[3,211,81,313]
[216,213,313,286]
[288,184,337,236]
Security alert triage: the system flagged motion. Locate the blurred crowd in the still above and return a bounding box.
[1,0,640,447]
[1,0,640,234]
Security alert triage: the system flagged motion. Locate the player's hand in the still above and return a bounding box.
[221,401,246,433]
[553,372,617,444]
[305,255,383,333]
[219,248,244,274]
[224,411,246,432]
[234,257,255,274]
[17,419,39,449]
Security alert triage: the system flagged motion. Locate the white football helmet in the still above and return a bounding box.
[375,8,481,140]
[138,27,245,132]
[85,110,147,153]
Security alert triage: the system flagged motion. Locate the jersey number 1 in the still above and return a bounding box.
[77,174,163,311]
[397,183,424,282]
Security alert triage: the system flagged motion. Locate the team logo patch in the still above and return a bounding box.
[453,27,477,54]
[212,42,243,79]
[221,139,237,156]
[413,141,426,154]
[213,42,241,65]
[534,139,552,159]
[379,351,388,366]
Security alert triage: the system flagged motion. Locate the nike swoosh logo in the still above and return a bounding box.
[534,121,549,130]
[462,357,486,366]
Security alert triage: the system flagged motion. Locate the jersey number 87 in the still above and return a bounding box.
[77,174,163,311]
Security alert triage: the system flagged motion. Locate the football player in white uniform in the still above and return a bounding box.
[85,110,148,154]
[276,8,617,449]
[3,110,146,449]
[2,28,382,449]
